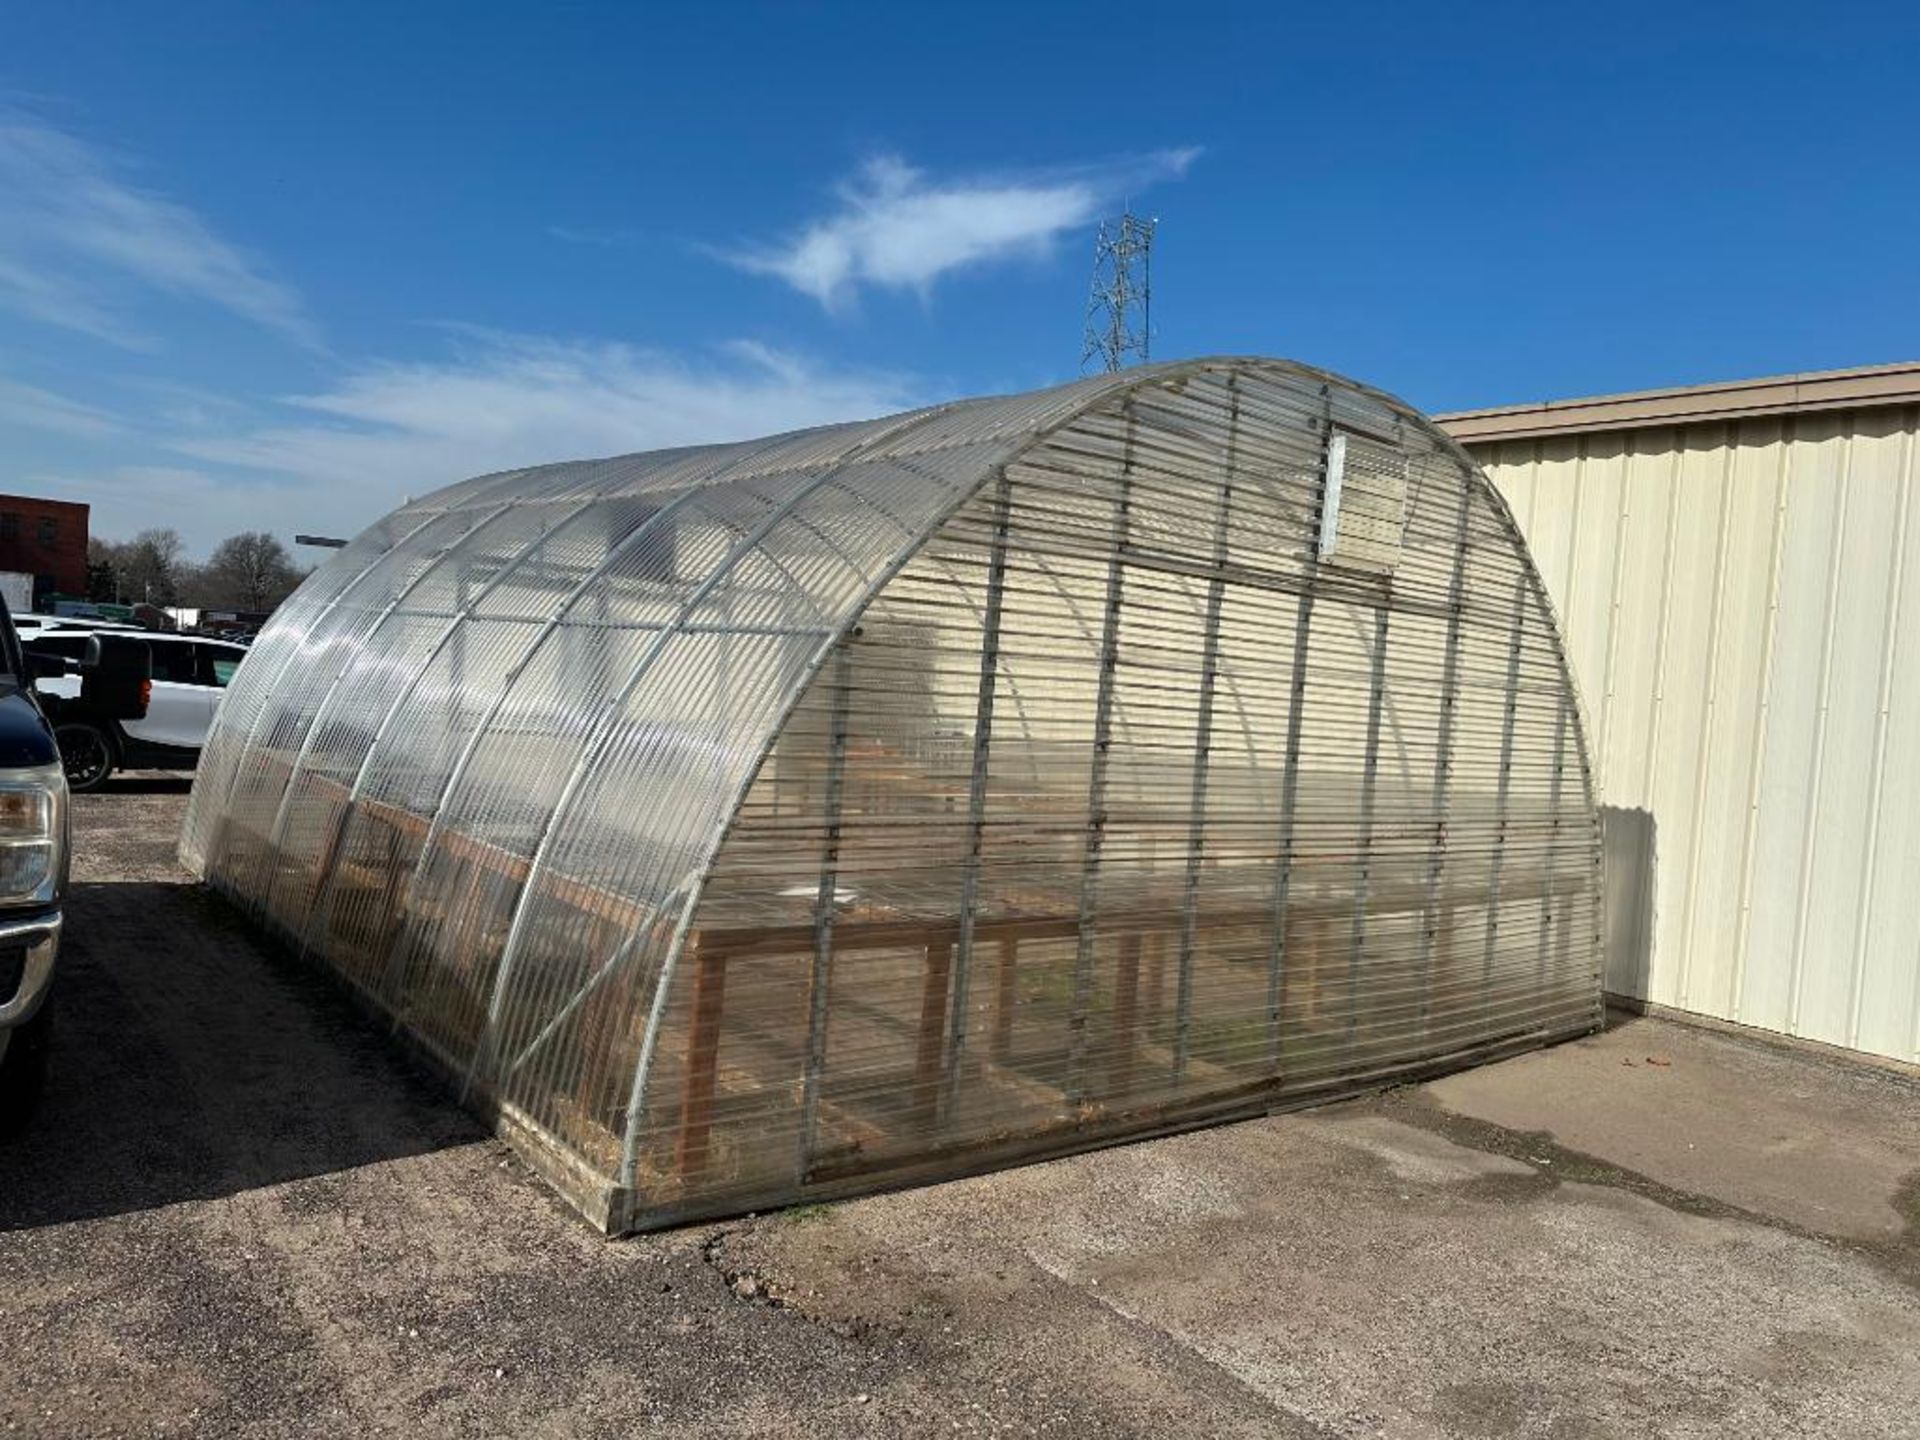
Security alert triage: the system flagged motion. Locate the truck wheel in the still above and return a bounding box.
[55,720,115,793]
[0,994,51,1139]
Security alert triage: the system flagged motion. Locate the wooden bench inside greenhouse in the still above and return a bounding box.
[232,761,1585,1187]
[667,864,1583,1177]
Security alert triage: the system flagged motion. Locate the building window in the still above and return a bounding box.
[37,517,57,548]
[1316,429,1408,576]
[0,513,17,542]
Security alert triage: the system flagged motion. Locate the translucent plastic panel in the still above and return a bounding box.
[182,503,444,870]
[206,505,521,908]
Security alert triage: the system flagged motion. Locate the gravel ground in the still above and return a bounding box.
[1,780,1915,1438]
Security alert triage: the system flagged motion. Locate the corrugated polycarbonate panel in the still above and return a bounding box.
[182,358,1603,1231]
[180,500,447,872]
[1471,404,1920,1065]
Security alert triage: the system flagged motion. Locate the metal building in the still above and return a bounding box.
[181,357,1603,1231]
[1442,362,1920,1067]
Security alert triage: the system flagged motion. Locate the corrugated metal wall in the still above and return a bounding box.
[1467,405,1920,1064]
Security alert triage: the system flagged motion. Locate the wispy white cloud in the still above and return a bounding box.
[0,377,123,437]
[0,254,156,350]
[725,149,1200,309]
[0,114,319,350]
[113,375,254,432]
[156,331,922,544]
[10,332,923,552]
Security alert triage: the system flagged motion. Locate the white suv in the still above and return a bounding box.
[25,628,247,791]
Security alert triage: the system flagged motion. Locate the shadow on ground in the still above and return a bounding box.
[93,773,196,797]
[0,876,478,1230]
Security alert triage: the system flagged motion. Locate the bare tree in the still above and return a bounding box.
[112,528,188,605]
[196,531,303,611]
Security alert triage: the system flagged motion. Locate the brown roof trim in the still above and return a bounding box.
[1435,360,1920,444]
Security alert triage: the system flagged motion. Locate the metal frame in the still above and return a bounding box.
[798,640,855,1172]
[1413,474,1475,1033]
[1480,570,1531,1027]
[1172,379,1240,1081]
[1066,404,1137,1102]
[1343,606,1392,1049]
[942,470,1015,1118]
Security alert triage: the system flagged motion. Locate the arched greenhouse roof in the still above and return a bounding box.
[182,357,1603,1232]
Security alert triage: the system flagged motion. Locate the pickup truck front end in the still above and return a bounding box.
[0,755,69,1132]
[0,611,146,1134]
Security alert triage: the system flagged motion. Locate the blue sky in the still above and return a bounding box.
[3,1,1915,553]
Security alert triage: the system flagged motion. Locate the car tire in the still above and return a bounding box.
[55,720,116,793]
[0,993,51,1139]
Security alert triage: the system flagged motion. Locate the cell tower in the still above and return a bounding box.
[1081,212,1154,373]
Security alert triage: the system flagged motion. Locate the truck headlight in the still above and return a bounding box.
[0,763,66,907]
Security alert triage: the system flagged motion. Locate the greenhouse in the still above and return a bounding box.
[180,356,1604,1233]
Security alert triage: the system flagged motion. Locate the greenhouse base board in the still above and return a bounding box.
[598,1018,1597,1234]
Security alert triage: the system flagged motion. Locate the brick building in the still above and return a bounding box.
[0,494,89,604]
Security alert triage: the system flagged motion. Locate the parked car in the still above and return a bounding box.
[26,628,246,792]
[0,600,150,1133]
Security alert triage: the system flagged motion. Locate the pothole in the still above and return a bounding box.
[699,1227,903,1342]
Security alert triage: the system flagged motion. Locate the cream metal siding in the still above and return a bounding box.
[1462,405,1920,1064]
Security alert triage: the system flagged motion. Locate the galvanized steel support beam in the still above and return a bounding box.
[1344,605,1392,1050]
[798,641,855,1177]
[1481,571,1531,1030]
[1264,589,1316,1070]
[1414,474,1475,1037]
[942,471,1015,1120]
[1173,381,1240,1082]
[1538,692,1572,991]
[1265,394,1338,1071]
[1068,407,1136,1102]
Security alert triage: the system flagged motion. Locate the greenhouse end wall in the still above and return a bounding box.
[180,358,1604,1232]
